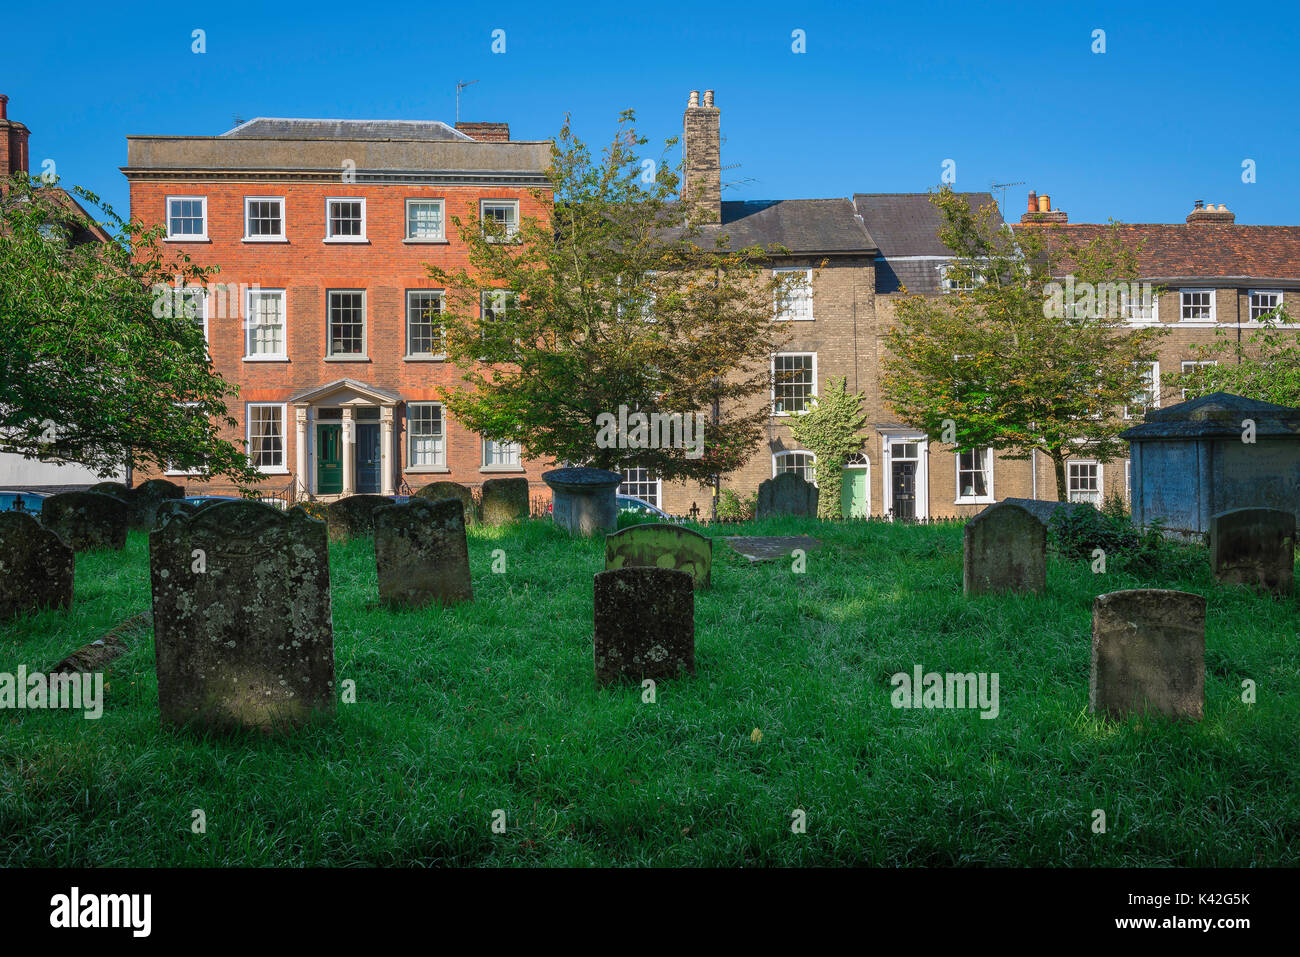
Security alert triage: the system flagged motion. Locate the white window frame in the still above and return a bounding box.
[771,352,818,416]
[1179,288,1216,324]
[325,197,367,242]
[1179,359,1218,399]
[480,199,520,242]
[165,195,208,241]
[1067,459,1103,504]
[940,261,982,294]
[165,401,205,476]
[405,402,446,470]
[243,196,286,242]
[405,289,446,360]
[1248,289,1284,323]
[773,450,818,486]
[619,466,662,508]
[244,288,288,361]
[1121,289,1160,324]
[954,446,995,505]
[482,437,523,470]
[325,289,368,359]
[404,198,446,242]
[1123,361,1160,420]
[246,402,289,474]
[176,285,208,348]
[773,267,814,321]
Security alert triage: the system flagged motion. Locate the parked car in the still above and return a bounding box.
[616,495,678,522]
[0,490,50,515]
[182,495,243,506]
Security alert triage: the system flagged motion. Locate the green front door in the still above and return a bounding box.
[841,468,868,518]
[316,424,343,495]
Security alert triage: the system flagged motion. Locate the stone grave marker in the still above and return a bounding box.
[0,511,74,621]
[1209,507,1295,595]
[544,467,623,536]
[605,523,713,588]
[150,500,335,732]
[756,472,819,519]
[963,501,1047,595]
[41,491,129,552]
[154,500,198,526]
[1089,589,1206,721]
[723,535,822,563]
[414,481,478,525]
[324,494,395,542]
[132,479,185,528]
[481,477,530,525]
[593,567,695,684]
[373,497,473,608]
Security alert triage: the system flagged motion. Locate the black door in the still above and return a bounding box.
[356,423,380,494]
[891,461,916,520]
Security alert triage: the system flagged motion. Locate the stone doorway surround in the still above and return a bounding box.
[290,379,401,498]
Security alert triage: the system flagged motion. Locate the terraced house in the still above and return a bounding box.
[124,116,552,500]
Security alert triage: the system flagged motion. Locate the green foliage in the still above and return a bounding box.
[0,175,256,483]
[714,486,756,522]
[1164,313,1300,406]
[786,376,869,518]
[1049,502,1201,578]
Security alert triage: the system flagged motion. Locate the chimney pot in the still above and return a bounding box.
[1194,199,1204,210]
[1038,195,1050,213]
[703,90,714,107]
[1027,190,1037,213]
[681,87,721,223]
[688,90,699,107]
[0,94,8,120]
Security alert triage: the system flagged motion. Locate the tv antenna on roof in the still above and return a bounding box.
[456,80,479,124]
[990,180,1025,216]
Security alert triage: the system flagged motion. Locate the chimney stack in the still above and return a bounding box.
[1020,189,1067,224]
[0,93,32,184]
[681,87,721,224]
[1187,200,1235,224]
[455,121,510,142]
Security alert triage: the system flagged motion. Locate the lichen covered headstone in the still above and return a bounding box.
[414,481,479,525]
[325,494,395,542]
[41,491,129,552]
[150,500,335,732]
[0,512,74,621]
[756,472,819,518]
[481,477,530,526]
[1090,589,1206,721]
[963,501,1046,595]
[132,479,185,528]
[606,523,713,588]
[1209,507,1295,594]
[593,567,695,684]
[373,497,473,608]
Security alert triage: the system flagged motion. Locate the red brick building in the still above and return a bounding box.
[123,117,551,500]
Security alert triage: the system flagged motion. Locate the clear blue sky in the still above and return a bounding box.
[7,0,1297,225]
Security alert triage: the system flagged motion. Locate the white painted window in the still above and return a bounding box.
[955,447,994,503]
[772,353,817,415]
[1121,289,1158,323]
[245,289,287,359]
[165,402,205,475]
[482,438,521,468]
[941,262,982,294]
[247,403,287,472]
[1067,459,1102,504]
[1249,289,1283,322]
[774,267,813,321]
[326,290,366,357]
[1179,359,1218,399]
[406,290,445,357]
[1124,361,1160,419]
[481,200,519,241]
[1180,288,1215,322]
[325,198,366,241]
[619,466,660,507]
[481,289,518,320]
[774,450,817,485]
[406,402,445,468]
[405,199,445,241]
[177,286,208,346]
[243,197,285,240]
[166,196,207,240]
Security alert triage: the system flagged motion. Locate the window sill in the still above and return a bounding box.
[242,236,289,243]
[323,237,369,244]
[955,497,995,506]
[403,354,447,362]
[324,355,370,362]
[403,238,449,245]
[165,237,209,243]
[773,317,815,322]
[243,356,289,362]
[480,466,525,474]
[256,468,291,476]
[405,467,451,474]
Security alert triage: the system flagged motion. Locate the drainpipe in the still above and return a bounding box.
[1031,448,1037,499]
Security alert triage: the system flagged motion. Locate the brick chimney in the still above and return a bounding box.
[1187,200,1235,224]
[681,89,721,224]
[455,121,510,142]
[0,94,33,184]
[1020,189,1067,224]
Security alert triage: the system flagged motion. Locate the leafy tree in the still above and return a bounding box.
[0,175,256,483]
[786,375,870,518]
[426,111,798,483]
[1165,311,1300,406]
[881,186,1168,501]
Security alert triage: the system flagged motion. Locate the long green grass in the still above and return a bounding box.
[2,517,1297,866]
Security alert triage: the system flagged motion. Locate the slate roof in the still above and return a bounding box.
[852,192,1004,294]
[1014,223,1300,285]
[221,117,474,142]
[692,199,877,255]
[1120,392,1300,440]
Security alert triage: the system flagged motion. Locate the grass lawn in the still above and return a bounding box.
[2,516,1297,866]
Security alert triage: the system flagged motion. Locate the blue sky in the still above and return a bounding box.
[8,0,1298,225]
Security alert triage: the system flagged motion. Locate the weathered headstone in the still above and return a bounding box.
[0,511,74,621]
[545,467,623,536]
[963,501,1047,595]
[41,491,129,552]
[373,497,473,608]
[324,494,395,542]
[593,567,695,684]
[1090,589,1206,721]
[723,535,822,563]
[414,481,478,525]
[756,472,819,519]
[154,500,198,526]
[1209,507,1295,594]
[150,500,335,732]
[480,477,530,526]
[606,523,713,588]
[132,479,185,528]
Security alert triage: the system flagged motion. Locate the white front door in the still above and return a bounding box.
[882,434,929,520]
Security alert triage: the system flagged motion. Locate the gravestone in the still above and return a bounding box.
[723,535,822,563]
[150,500,335,732]
[756,472,819,518]
[41,491,129,552]
[1209,507,1295,594]
[989,497,1090,529]
[1090,589,1206,721]
[545,467,623,536]
[132,479,185,528]
[606,523,713,588]
[414,481,478,525]
[324,494,395,542]
[481,477,530,525]
[0,512,74,621]
[593,567,695,684]
[963,501,1047,595]
[373,497,473,608]
[154,500,198,526]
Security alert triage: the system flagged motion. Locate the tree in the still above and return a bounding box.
[1165,310,1300,406]
[0,174,257,483]
[786,376,870,518]
[881,186,1168,501]
[426,111,798,483]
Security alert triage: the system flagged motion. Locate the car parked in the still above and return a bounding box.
[616,494,679,522]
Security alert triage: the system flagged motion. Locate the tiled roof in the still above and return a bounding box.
[693,199,877,255]
[1120,392,1300,440]
[852,192,1001,258]
[1015,223,1300,284]
[221,117,473,142]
